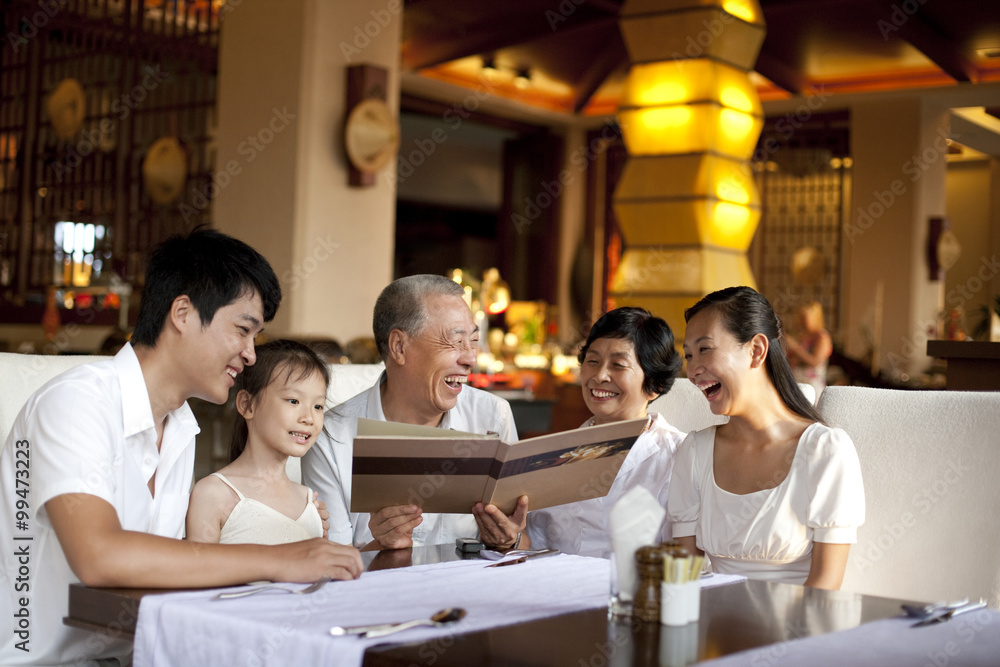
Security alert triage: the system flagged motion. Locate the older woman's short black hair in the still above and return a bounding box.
[578,307,682,399]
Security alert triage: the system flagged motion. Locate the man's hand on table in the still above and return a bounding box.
[366,504,424,550]
[473,495,529,550]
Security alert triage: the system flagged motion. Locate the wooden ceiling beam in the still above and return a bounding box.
[572,39,628,113]
[404,14,613,70]
[753,52,808,96]
[895,12,979,83]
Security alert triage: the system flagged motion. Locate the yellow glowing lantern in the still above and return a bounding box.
[611,0,765,338]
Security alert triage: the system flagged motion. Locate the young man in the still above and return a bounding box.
[0,229,362,666]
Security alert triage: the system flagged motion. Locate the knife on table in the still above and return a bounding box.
[486,549,560,567]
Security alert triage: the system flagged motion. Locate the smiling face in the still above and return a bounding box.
[683,308,756,416]
[239,366,327,458]
[396,293,479,421]
[580,337,655,425]
[182,291,264,404]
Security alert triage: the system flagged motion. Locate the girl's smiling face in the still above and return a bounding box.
[683,308,755,416]
[240,367,327,458]
[580,337,656,425]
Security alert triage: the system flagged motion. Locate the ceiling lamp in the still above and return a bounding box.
[611,0,766,332]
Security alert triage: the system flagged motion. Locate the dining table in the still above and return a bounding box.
[64,544,1000,666]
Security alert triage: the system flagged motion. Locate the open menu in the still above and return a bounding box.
[350,417,648,515]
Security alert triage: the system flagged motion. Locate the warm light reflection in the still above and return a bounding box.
[712,202,752,236]
[637,106,693,131]
[719,108,755,141]
[719,86,753,113]
[722,0,759,23]
[715,176,751,204]
[636,80,689,106]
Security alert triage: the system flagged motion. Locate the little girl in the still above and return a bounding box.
[186,339,329,544]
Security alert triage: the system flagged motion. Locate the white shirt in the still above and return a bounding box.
[302,373,518,547]
[526,412,685,558]
[0,344,199,666]
[667,422,865,584]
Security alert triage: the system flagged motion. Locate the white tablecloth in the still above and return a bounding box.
[134,554,613,667]
[702,608,1000,667]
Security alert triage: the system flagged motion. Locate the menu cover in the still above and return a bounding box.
[350,417,648,515]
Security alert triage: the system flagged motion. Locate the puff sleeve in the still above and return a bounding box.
[804,426,866,544]
[666,431,703,538]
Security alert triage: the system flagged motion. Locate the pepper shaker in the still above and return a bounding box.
[633,545,666,623]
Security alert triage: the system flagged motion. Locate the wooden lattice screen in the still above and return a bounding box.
[1,0,219,326]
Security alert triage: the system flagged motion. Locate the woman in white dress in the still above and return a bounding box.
[669,287,864,589]
[527,307,686,557]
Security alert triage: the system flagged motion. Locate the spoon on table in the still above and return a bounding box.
[329,608,467,638]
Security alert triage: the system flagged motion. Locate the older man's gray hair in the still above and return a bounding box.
[372,275,466,360]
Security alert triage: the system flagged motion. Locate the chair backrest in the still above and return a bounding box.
[648,378,816,434]
[818,386,1000,608]
[325,363,384,409]
[0,353,105,453]
[288,362,385,483]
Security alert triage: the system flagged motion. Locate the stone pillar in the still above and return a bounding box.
[214,0,400,340]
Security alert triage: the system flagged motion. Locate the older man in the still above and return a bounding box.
[303,275,528,550]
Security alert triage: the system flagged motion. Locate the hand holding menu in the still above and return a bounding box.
[350,417,648,515]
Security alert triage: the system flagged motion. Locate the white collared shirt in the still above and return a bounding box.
[526,412,685,558]
[0,344,199,666]
[302,373,518,547]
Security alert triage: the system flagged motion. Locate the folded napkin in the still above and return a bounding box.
[608,486,666,602]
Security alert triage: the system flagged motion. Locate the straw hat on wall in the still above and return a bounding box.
[141,137,187,204]
[46,78,86,141]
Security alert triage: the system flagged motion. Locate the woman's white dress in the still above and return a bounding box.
[667,422,865,584]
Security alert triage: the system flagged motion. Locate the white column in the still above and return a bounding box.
[214,0,400,340]
[846,98,948,377]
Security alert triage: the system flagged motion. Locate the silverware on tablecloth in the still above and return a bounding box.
[485,549,560,567]
[479,547,558,561]
[901,598,969,619]
[213,576,331,600]
[911,600,987,627]
[329,607,467,638]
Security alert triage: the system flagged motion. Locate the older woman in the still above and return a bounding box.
[670,286,864,589]
[526,307,685,557]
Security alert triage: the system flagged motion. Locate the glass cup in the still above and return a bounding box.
[608,551,633,618]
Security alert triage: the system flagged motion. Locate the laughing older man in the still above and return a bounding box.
[302,275,529,551]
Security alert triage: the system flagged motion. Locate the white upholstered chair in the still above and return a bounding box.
[818,386,1000,608]
[0,352,104,453]
[0,352,384,484]
[648,378,816,434]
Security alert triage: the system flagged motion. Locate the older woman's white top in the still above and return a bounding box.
[667,422,865,584]
[526,411,685,558]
